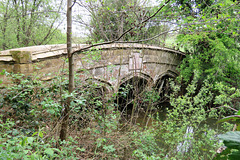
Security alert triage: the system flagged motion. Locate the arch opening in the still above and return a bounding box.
[115,76,150,114]
[154,74,175,104]
[72,78,112,128]
[75,78,113,109]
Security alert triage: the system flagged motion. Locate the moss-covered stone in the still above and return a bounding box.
[11,51,32,64]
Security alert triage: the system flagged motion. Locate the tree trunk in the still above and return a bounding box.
[60,0,73,141]
[119,13,124,41]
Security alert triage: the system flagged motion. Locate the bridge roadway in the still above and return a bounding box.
[0,43,185,93]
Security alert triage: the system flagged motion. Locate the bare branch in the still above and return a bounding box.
[71,0,171,56]
[116,0,170,41]
[71,0,77,8]
[126,29,179,43]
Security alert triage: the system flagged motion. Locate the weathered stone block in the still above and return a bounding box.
[13,64,33,74]
[0,63,13,73]
[11,51,32,64]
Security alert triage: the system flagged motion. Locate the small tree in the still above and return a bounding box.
[0,0,64,50]
[60,0,74,141]
[77,0,172,45]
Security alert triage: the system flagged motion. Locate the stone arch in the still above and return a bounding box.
[155,70,178,81]
[115,72,153,111]
[154,70,178,103]
[84,78,114,94]
[119,72,154,87]
[73,78,114,111]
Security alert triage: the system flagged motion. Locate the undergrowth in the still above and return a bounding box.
[0,70,238,159]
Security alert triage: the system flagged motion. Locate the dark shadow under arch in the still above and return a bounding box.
[119,72,154,87]
[155,70,178,81]
[154,70,178,103]
[115,73,153,113]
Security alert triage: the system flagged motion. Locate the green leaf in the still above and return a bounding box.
[76,147,85,152]
[214,147,231,160]
[23,150,29,154]
[218,132,240,159]
[32,131,38,137]
[44,148,54,156]
[219,131,240,144]
[237,110,240,115]
[39,131,43,138]
[217,115,240,123]
[27,137,34,144]
[20,137,28,146]
[47,109,55,114]
[53,148,61,153]
[0,69,5,75]
[229,150,240,160]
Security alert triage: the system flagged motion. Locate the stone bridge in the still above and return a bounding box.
[0,43,185,96]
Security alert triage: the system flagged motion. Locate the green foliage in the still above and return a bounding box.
[0,69,237,159]
[86,0,172,45]
[131,128,164,159]
[0,0,65,51]
[156,72,223,159]
[177,3,240,154]
[1,0,240,155]
[87,0,144,42]
[0,71,71,136]
[215,109,240,159]
[217,131,240,160]
[176,0,240,89]
[0,117,80,159]
[218,115,240,130]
